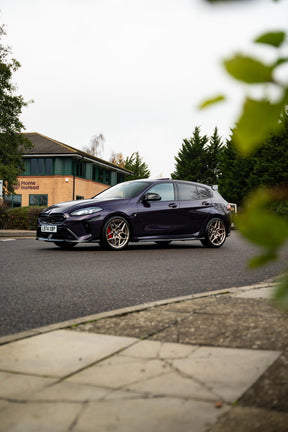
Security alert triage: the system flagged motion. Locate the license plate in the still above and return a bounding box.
[41,225,57,233]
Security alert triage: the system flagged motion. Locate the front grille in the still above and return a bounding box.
[39,213,65,224]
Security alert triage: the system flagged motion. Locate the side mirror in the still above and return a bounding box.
[142,192,161,202]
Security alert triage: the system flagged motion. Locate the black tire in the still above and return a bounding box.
[53,242,77,249]
[100,216,130,251]
[201,218,227,248]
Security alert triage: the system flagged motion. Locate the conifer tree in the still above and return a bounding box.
[171,126,209,182]
[124,151,150,180]
[206,127,224,185]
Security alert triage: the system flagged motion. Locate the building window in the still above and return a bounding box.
[75,160,86,178]
[4,194,22,208]
[29,194,48,206]
[29,158,53,175]
[76,195,84,200]
[92,165,98,181]
[98,168,104,182]
[31,158,38,175]
[46,158,53,175]
[105,170,111,184]
[117,173,124,183]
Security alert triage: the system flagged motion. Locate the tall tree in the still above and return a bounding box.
[218,111,288,206]
[110,151,125,168]
[124,151,150,181]
[83,133,105,157]
[0,24,32,194]
[250,112,288,190]
[218,138,254,205]
[206,127,224,185]
[172,126,213,183]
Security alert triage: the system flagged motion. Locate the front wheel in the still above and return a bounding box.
[100,216,130,250]
[201,218,227,248]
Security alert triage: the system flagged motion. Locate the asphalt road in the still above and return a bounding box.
[1,231,288,337]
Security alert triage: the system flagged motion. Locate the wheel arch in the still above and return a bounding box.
[101,211,134,238]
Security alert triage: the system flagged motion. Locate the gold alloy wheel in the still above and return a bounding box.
[104,217,130,250]
[207,218,226,246]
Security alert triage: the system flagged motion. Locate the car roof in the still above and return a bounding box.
[130,178,214,189]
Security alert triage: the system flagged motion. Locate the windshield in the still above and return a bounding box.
[93,181,150,200]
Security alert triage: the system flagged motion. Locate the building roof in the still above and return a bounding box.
[22,132,132,175]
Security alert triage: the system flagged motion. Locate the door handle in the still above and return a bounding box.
[202,201,210,206]
[169,203,177,208]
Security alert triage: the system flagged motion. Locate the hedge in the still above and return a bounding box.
[0,205,45,230]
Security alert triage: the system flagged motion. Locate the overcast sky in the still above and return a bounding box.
[1,0,287,177]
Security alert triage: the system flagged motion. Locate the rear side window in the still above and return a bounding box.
[177,183,199,201]
[197,186,212,199]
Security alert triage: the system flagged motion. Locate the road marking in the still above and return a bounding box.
[0,239,16,242]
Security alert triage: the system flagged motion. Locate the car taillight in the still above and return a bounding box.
[227,204,231,211]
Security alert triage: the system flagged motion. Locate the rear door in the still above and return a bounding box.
[176,182,212,235]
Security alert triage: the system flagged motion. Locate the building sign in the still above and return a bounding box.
[15,181,40,191]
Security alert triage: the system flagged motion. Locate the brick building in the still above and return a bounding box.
[4,133,132,208]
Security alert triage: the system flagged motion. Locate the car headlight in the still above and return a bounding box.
[70,207,102,216]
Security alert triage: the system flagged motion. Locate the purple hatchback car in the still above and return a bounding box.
[37,179,231,250]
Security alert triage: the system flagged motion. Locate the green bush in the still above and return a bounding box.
[272,201,288,219]
[0,203,9,229]
[0,205,45,230]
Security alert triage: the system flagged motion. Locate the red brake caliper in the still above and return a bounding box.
[107,225,113,239]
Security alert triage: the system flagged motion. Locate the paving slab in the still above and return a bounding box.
[72,398,230,432]
[0,401,84,432]
[0,330,137,377]
[68,337,280,404]
[0,372,55,400]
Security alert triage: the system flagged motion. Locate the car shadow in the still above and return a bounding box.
[37,241,205,252]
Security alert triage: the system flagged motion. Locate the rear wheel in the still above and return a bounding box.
[100,216,130,250]
[53,242,77,249]
[201,218,226,248]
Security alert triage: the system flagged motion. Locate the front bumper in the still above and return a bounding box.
[36,225,93,243]
[37,213,103,243]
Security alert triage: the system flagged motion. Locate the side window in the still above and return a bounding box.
[177,183,199,201]
[197,186,212,199]
[147,183,174,201]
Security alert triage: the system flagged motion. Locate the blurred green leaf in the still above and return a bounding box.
[199,95,225,109]
[236,188,288,250]
[233,98,282,155]
[224,55,273,84]
[254,31,286,48]
[249,251,278,268]
[274,274,288,310]
[273,57,288,68]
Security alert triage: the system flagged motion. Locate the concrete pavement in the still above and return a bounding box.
[0,282,287,431]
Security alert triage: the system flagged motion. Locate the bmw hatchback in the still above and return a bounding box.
[37,179,231,250]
